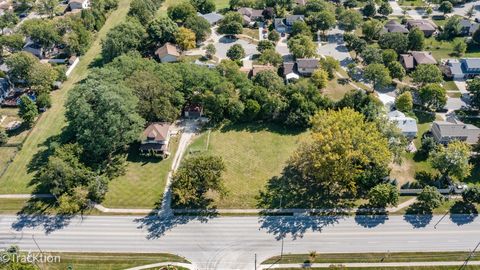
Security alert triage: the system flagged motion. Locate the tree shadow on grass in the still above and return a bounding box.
[449,201,478,226]
[11,197,74,234]
[403,202,433,228]
[354,204,389,228]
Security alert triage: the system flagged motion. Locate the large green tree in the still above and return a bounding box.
[287,34,317,58]
[418,83,447,111]
[147,17,178,46]
[338,9,362,32]
[368,183,399,208]
[101,20,146,62]
[184,15,211,43]
[408,27,425,51]
[378,32,408,54]
[364,63,392,89]
[218,12,243,36]
[167,1,197,22]
[412,64,443,85]
[431,141,472,182]
[362,19,383,41]
[18,95,38,127]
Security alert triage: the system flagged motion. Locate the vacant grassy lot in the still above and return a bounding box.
[186,123,307,208]
[0,0,133,194]
[102,138,179,208]
[426,37,480,60]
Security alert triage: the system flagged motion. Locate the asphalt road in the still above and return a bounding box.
[1,214,480,269]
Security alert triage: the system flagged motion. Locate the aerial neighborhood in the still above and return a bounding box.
[2,0,480,268]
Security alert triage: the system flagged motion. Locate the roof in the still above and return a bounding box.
[464,58,480,69]
[384,21,409,33]
[155,43,180,58]
[407,19,437,31]
[198,12,223,25]
[238,7,263,18]
[433,120,480,144]
[283,62,296,76]
[400,54,414,69]
[142,123,171,142]
[251,65,276,77]
[69,0,85,4]
[296,58,319,69]
[388,110,418,134]
[286,15,304,22]
[460,19,473,28]
[274,18,286,27]
[411,51,437,65]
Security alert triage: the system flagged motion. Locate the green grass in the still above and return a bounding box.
[186,123,307,208]
[102,138,179,208]
[0,0,133,194]
[263,251,480,264]
[0,198,28,214]
[447,92,462,98]
[443,80,459,91]
[398,0,426,7]
[426,37,480,60]
[242,27,259,40]
[276,267,480,270]
[17,252,189,270]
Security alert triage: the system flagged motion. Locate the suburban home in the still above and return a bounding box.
[283,62,299,83]
[399,51,437,70]
[406,20,437,37]
[431,118,480,145]
[68,0,90,10]
[296,58,319,76]
[285,15,304,26]
[198,12,223,25]
[184,104,203,118]
[274,18,287,33]
[459,19,479,36]
[387,110,418,139]
[383,20,409,34]
[0,78,11,104]
[443,58,480,79]
[155,43,180,63]
[250,64,276,77]
[139,122,172,157]
[22,40,59,59]
[238,7,264,25]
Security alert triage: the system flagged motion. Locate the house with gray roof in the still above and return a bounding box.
[282,62,299,82]
[0,78,11,104]
[444,58,480,79]
[296,58,319,76]
[238,7,264,24]
[198,12,223,25]
[383,20,409,34]
[388,110,418,139]
[459,19,479,36]
[274,18,287,33]
[286,15,304,26]
[406,19,437,37]
[431,118,480,145]
[399,51,437,70]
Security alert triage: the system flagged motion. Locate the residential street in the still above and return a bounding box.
[1,214,480,270]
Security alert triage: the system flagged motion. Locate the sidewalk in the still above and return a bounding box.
[260,260,480,269]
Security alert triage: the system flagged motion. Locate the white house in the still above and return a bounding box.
[69,0,90,10]
[155,43,180,63]
[388,110,418,139]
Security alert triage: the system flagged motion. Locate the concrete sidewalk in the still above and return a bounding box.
[260,260,480,269]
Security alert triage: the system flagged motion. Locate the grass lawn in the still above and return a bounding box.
[263,251,480,264]
[102,137,179,208]
[0,198,28,214]
[186,123,307,208]
[276,267,480,270]
[18,252,188,270]
[443,80,459,91]
[398,0,426,6]
[157,0,229,16]
[242,27,259,40]
[0,0,133,194]
[426,37,480,60]
[447,92,462,98]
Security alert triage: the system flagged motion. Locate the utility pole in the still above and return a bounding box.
[459,241,480,270]
[254,253,257,270]
[281,236,284,259]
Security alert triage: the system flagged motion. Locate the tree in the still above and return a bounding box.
[205,44,216,59]
[378,32,408,54]
[344,33,367,58]
[36,0,57,17]
[280,108,392,206]
[218,12,243,36]
[395,91,413,112]
[253,70,284,91]
[257,40,275,53]
[473,28,480,44]
[0,11,19,34]
[378,2,392,17]
[268,30,280,42]
[20,19,61,50]
[311,68,328,89]
[362,19,383,41]
[0,128,7,146]
[18,95,38,127]
[319,56,340,79]
[290,20,311,38]
[147,17,178,46]
[443,15,462,39]
[36,92,52,109]
[175,27,196,51]
[226,44,245,60]
[368,183,399,208]
[308,11,335,37]
[66,74,145,161]
[467,77,480,109]
[463,186,480,204]
[0,33,25,52]
[439,1,453,14]
[411,64,443,85]
[338,9,363,32]
[5,52,37,86]
[258,49,282,66]
[287,34,317,59]
[243,99,261,120]
[185,15,211,43]
[128,0,155,25]
[190,0,216,14]
[382,49,398,65]
[167,1,197,22]
[29,62,56,93]
[388,61,406,80]
[420,136,438,157]
[336,89,383,121]
[363,0,376,17]
[172,155,226,207]
[431,141,472,181]
[418,83,446,111]
[417,186,443,209]
[364,63,392,89]
[361,46,383,65]
[408,27,425,51]
[101,20,146,62]
[452,39,467,56]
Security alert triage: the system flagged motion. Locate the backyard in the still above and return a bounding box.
[186,123,307,208]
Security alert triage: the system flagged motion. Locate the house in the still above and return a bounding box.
[154,43,180,63]
[251,64,276,77]
[238,7,264,24]
[296,58,319,76]
[383,20,409,34]
[406,20,437,37]
[431,118,480,145]
[68,0,90,10]
[444,58,480,79]
[198,12,223,25]
[184,104,203,118]
[459,19,479,36]
[283,62,299,82]
[22,40,57,59]
[285,15,304,26]
[387,110,418,139]
[139,123,172,156]
[399,51,437,70]
[0,78,11,104]
[274,18,287,33]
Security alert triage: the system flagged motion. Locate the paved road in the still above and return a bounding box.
[1,214,480,270]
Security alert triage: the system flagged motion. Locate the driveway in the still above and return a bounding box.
[390,0,404,16]
[445,97,468,111]
[214,36,258,60]
[317,27,352,67]
[275,35,291,57]
[453,78,468,94]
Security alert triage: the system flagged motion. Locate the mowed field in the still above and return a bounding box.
[0,0,134,194]
[186,123,307,208]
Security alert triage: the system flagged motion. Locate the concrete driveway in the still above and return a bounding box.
[214,36,258,60]
[317,27,352,67]
[453,78,468,94]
